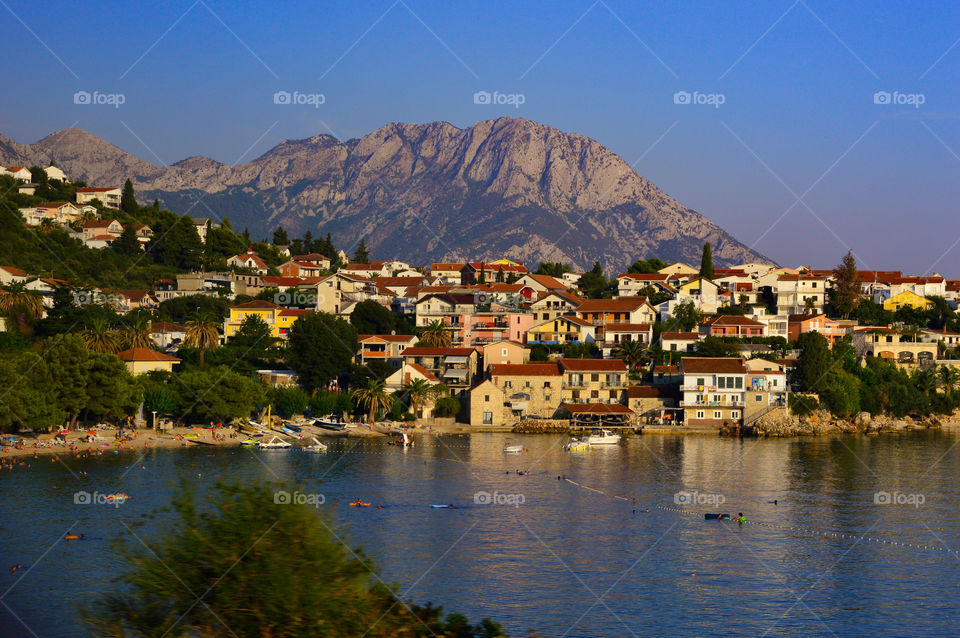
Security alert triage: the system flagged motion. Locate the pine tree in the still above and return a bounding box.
[353,239,370,264]
[113,225,141,256]
[152,199,160,210]
[495,266,505,282]
[121,179,138,214]
[272,226,289,246]
[699,243,714,281]
[477,263,486,284]
[303,231,314,254]
[830,250,860,319]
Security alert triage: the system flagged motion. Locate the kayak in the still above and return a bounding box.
[430,504,454,509]
[64,535,82,540]
[349,501,371,507]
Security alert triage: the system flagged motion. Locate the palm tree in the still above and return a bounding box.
[402,378,433,418]
[615,339,648,375]
[81,317,122,353]
[184,312,221,368]
[38,218,56,235]
[939,365,959,399]
[353,378,394,423]
[0,282,44,320]
[121,314,156,350]
[419,320,451,347]
[915,368,937,396]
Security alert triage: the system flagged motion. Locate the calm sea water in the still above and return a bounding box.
[2,431,960,637]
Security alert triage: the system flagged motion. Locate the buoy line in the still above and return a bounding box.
[563,478,958,555]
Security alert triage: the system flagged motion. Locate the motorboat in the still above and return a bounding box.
[303,437,327,453]
[259,436,292,449]
[583,429,621,446]
[503,439,525,453]
[240,439,260,447]
[563,438,590,451]
[313,415,346,431]
[281,423,302,436]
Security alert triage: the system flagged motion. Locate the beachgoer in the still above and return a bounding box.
[736,513,746,525]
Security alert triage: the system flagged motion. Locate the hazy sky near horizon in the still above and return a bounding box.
[2,0,960,275]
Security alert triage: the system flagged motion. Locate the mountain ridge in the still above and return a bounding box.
[0,118,772,271]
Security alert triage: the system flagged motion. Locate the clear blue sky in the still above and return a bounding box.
[3,0,959,274]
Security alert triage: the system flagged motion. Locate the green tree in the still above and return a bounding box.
[149,213,203,270]
[353,239,370,264]
[352,378,393,422]
[419,320,451,347]
[627,257,667,274]
[84,352,142,420]
[173,367,266,422]
[818,368,861,418]
[939,365,959,399]
[350,300,396,335]
[270,386,310,417]
[113,224,142,256]
[614,339,648,373]
[121,178,138,214]
[402,378,434,418]
[121,314,156,350]
[183,312,221,368]
[286,313,358,392]
[45,334,93,424]
[143,387,178,416]
[535,262,572,277]
[273,225,290,246]
[695,336,741,358]
[828,250,860,318]
[670,299,703,332]
[0,352,64,433]
[495,266,505,283]
[793,331,832,392]
[82,482,505,638]
[699,243,714,280]
[157,295,231,323]
[577,261,608,298]
[217,314,275,370]
[433,395,461,418]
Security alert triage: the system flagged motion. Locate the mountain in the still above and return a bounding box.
[0,118,772,271]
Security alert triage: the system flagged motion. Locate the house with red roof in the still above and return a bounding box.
[117,348,181,375]
[678,357,786,427]
[228,248,269,274]
[469,362,563,426]
[357,333,418,369]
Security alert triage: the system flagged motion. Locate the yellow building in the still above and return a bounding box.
[224,300,313,339]
[117,348,180,375]
[883,290,933,312]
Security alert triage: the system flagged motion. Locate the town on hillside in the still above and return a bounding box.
[1,165,960,434]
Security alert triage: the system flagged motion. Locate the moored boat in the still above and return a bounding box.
[583,429,621,446]
[259,436,292,449]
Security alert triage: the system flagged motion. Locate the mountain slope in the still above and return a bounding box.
[0,118,771,271]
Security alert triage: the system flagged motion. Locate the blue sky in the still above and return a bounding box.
[2,0,960,274]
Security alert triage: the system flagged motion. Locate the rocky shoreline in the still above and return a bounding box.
[736,410,949,438]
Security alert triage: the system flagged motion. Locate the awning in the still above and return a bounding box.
[442,369,469,379]
[445,356,469,364]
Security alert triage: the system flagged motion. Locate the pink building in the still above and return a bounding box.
[444,312,534,347]
[700,315,768,338]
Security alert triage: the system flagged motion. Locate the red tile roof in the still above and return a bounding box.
[117,348,180,362]
[626,385,675,399]
[408,363,439,382]
[560,358,628,372]
[604,323,653,332]
[0,265,28,276]
[77,186,119,192]
[660,332,702,340]
[231,300,282,310]
[359,334,418,343]
[490,363,560,377]
[403,347,475,357]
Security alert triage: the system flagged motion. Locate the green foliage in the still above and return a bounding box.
[850,299,893,327]
[577,261,612,298]
[788,392,821,416]
[699,243,714,280]
[172,366,267,422]
[827,250,860,318]
[272,225,290,246]
[353,238,370,264]
[82,481,506,637]
[433,395,462,418]
[669,300,703,332]
[627,257,667,274]
[143,386,178,415]
[148,213,203,270]
[286,313,358,392]
[121,178,138,214]
[214,314,276,372]
[350,300,398,335]
[530,345,550,361]
[157,295,231,323]
[793,332,832,393]
[0,351,65,432]
[112,224,142,257]
[695,336,741,358]
[535,262,572,277]
[270,386,310,417]
[817,368,861,418]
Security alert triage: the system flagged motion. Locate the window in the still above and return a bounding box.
[714,411,722,419]
[505,381,512,389]
[731,411,740,419]
[484,395,490,402]
[697,378,705,387]
[572,390,580,400]
[609,390,617,398]
[482,412,493,424]
[736,377,743,389]
[718,377,726,389]
[591,374,599,382]
[590,390,599,398]
[544,382,551,388]
[525,381,531,388]
[696,410,705,419]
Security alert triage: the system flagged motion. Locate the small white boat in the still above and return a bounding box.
[503,439,524,453]
[259,436,292,449]
[303,437,327,453]
[583,429,621,446]
[563,438,590,451]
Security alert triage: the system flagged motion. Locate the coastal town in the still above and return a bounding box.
[2,164,959,440]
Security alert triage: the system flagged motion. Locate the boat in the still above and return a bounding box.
[430,504,455,509]
[349,500,371,507]
[393,431,413,447]
[303,437,327,453]
[502,438,525,453]
[259,436,292,449]
[563,438,590,451]
[281,423,302,436]
[583,429,621,446]
[313,415,346,431]
[240,439,260,447]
